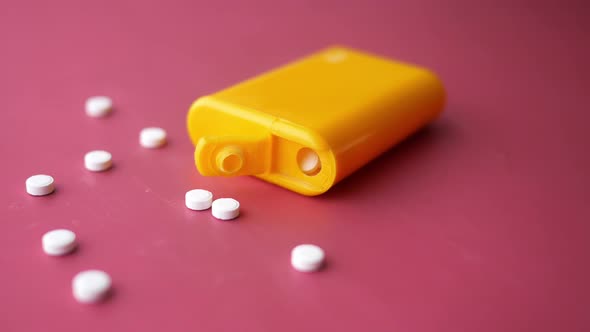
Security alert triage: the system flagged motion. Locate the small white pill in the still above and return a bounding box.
[140,127,167,148]
[297,148,321,175]
[42,229,77,256]
[291,244,325,272]
[211,198,240,220]
[85,96,112,118]
[185,189,213,210]
[84,150,112,172]
[25,174,55,196]
[72,270,112,303]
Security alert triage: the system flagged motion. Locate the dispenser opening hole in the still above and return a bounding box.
[216,146,244,175]
[297,148,321,176]
[219,151,243,174]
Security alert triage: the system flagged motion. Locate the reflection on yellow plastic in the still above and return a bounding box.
[187,46,445,196]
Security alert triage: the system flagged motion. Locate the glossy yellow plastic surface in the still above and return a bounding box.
[187,46,445,196]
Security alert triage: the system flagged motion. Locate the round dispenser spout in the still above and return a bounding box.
[194,135,271,176]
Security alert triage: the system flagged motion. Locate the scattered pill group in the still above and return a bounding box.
[26,95,327,305]
[41,228,111,304]
[185,189,240,220]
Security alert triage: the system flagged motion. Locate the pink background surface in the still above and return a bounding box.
[1,0,589,331]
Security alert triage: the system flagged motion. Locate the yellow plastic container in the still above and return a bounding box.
[187,46,445,196]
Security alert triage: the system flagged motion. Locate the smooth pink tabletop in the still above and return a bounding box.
[1,0,589,331]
